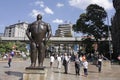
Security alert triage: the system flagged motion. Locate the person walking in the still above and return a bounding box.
[63,53,69,74]
[8,54,12,67]
[83,60,88,77]
[74,54,80,75]
[57,54,62,69]
[50,54,55,68]
[81,54,88,77]
[97,54,103,72]
[82,54,86,62]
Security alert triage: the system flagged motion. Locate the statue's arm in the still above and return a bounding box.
[26,24,34,42]
[46,23,52,41]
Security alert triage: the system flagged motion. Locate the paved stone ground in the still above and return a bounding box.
[0,58,120,80]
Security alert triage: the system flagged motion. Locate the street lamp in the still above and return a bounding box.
[107,15,113,61]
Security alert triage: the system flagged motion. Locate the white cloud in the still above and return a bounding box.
[69,0,113,10]
[35,1,44,7]
[52,19,63,24]
[44,7,54,14]
[33,1,54,15]
[56,3,64,7]
[29,9,44,18]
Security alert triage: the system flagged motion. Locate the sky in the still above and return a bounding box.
[0,0,115,36]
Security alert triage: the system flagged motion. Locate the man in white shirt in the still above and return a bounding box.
[50,55,55,68]
[57,54,62,69]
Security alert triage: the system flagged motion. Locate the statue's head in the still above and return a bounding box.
[113,0,120,11]
[37,14,42,20]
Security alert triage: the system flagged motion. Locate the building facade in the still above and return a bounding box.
[55,23,73,37]
[4,22,28,38]
[0,33,4,37]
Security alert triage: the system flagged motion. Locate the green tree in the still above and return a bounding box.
[73,4,109,41]
[98,41,109,58]
[5,42,13,52]
[0,42,13,55]
[82,37,94,54]
[73,4,110,55]
[0,43,6,53]
[0,41,27,56]
[15,41,27,52]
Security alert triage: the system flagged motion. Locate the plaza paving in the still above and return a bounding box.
[0,58,120,80]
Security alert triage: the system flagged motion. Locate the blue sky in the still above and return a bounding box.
[0,0,114,36]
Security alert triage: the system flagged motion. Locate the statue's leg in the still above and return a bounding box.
[30,42,37,67]
[38,42,45,67]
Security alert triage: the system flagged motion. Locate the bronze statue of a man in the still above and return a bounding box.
[112,0,120,58]
[113,0,120,12]
[26,14,52,67]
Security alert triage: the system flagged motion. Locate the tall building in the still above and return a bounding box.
[0,33,4,37]
[4,22,28,38]
[55,23,73,37]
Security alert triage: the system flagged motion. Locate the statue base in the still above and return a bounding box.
[102,60,111,72]
[23,67,47,80]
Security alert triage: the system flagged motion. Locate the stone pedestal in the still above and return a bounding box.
[102,60,111,72]
[23,67,47,80]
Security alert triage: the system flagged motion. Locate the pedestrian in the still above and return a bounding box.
[74,54,80,75]
[50,54,55,68]
[117,54,120,65]
[8,54,12,67]
[83,60,88,77]
[63,53,69,74]
[57,54,62,69]
[79,55,83,66]
[81,54,88,76]
[82,54,86,62]
[97,54,103,72]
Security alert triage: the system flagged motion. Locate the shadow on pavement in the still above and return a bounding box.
[88,70,98,73]
[4,66,10,68]
[53,71,76,75]
[5,71,23,80]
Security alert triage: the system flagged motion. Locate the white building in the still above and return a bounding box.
[55,23,74,37]
[0,33,4,37]
[4,22,28,38]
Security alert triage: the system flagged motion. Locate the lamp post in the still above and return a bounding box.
[107,15,113,61]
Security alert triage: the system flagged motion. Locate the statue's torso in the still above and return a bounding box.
[29,20,48,43]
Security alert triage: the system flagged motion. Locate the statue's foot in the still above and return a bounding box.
[29,63,36,68]
[38,63,43,68]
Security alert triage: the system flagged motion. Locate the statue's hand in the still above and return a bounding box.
[42,38,47,45]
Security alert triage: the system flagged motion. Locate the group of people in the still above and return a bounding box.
[49,52,103,77]
[49,53,89,76]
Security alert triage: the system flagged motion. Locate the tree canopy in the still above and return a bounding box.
[73,4,109,41]
[0,41,27,55]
